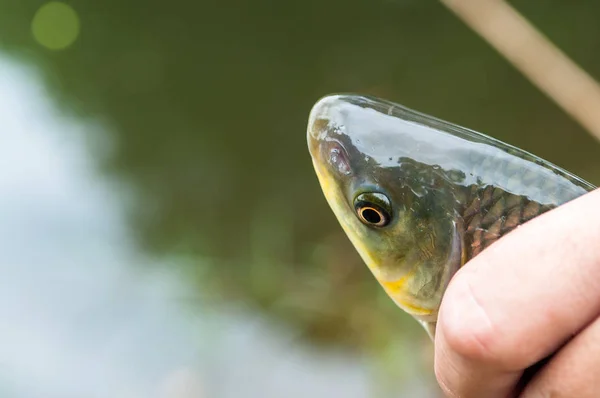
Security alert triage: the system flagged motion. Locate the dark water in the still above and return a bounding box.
[1,1,599,397]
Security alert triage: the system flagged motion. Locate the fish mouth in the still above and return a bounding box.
[307,95,342,158]
[306,94,371,153]
[307,95,351,181]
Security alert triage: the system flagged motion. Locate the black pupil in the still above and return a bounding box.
[362,208,382,224]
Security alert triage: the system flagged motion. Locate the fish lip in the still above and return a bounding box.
[306,94,365,149]
[307,95,340,150]
[307,94,363,174]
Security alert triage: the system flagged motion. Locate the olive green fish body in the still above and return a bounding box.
[307,94,595,338]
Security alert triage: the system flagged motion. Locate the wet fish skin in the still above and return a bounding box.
[307,94,596,339]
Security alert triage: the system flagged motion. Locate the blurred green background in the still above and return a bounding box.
[2,1,600,397]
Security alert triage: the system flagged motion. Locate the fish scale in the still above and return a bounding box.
[461,184,552,258]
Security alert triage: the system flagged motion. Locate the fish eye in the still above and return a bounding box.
[353,192,392,227]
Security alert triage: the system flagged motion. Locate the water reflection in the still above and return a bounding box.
[0,55,437,397]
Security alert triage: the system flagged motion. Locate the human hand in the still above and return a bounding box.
[435,188,600,397]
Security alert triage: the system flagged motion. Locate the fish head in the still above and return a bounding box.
[307,94,465,337]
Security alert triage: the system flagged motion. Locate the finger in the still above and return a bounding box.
[435,188,600,398]
[520,315,600,398]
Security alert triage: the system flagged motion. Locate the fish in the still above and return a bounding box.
[306,94,596,339]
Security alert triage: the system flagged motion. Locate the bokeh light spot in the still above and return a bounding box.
[31,2,80,50]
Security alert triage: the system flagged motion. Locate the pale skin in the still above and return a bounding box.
[435,187,600,398]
